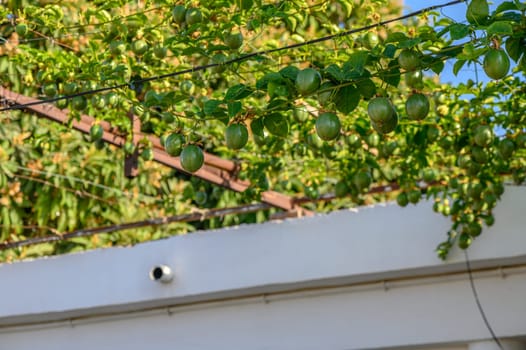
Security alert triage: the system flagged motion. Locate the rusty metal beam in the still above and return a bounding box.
[124,110,141,178]
[0,88,303,212]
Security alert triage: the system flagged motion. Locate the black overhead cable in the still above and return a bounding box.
[464,250,504,350]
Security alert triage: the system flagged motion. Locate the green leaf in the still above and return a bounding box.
[398,38,422,49]
[224,84,253,101]
[256,72,283,90]
[436,18,453,27]
[385,32,408,43]
[356,79,377,99]
[378,60,400,87]
[486,21,513,37]
[429,60,445,75]
[495,1,517,13]
[266,98,290,112]
[279,66,299,81]
[208,44,231,52]
[340,0,353,16]
[382,44,397,59]
[344,51,369,75]
[227,101,242,117]
[505,37,523,62]
[182,46,206,56]
[453,59,467,76]
[250,118,265,138]
[203,99,226,117]
[458,43,486,60]
[264,113,289,137]
[449,23,470,40]
[435,45,464,59]
[325,64,345,82]
[334,85,360,114]
[515,0,526,10]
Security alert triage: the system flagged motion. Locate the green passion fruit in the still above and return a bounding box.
[368,97,395,123]
[91,95,106,109]
[371,114,398,134]
[164,133,185,156]
[212,53,228,73]
[90,124,104,141]
[483,49,510,80]
[368,97,398,134]
[473,125,493,147]
[363,32,380,49]
[194,191,208,206]
[405,70,424,89]
[315,112,341,141]
[498,138,515,159]
[366,133,380,147]
[15,23,28,37]
[71,96,87,111]
[180,145,204,173]
[397,49,420,71]
[55,98,68,109]
[132,40,149,55]
[42,83,58,97]
[109,40,126,56]
[180,80,195,95]
[408,189,421,204]
[471,146,489,164]
[153,45,167,59]
[185,8,203,26]
[141,148,154,161]
[172,5,187,24]
[405,93,430,121]
[458,232,472,249]
[225,123,249,150]
[63,82,77,95]
[224,32,243,50]
[352,171,372,193]
[334,181,349,197]
[295,68,321,96]
[396,192,409,207]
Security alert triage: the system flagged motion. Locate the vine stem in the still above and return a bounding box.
[0,0,465,112]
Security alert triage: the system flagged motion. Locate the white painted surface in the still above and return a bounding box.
[0,186,525,349]
[1,268,525,350]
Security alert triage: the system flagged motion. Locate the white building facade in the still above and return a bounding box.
[0,187,525,350]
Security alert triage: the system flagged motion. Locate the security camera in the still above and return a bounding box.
[149,265,174,283]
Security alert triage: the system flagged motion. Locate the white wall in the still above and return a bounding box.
[0,186,525,350]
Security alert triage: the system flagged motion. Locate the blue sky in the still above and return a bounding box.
[403,0,507,84]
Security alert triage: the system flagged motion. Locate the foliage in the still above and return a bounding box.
[0,0,525,261]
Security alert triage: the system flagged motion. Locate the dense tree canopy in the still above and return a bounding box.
[0,0,525,261]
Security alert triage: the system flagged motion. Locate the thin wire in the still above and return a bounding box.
[13,173,116,204]
[14,165,158,201]
[0,0,465,112]
[464,250,504,350]
[3,7,170,48]
[61,5,169,30]
[0,202,272,250]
